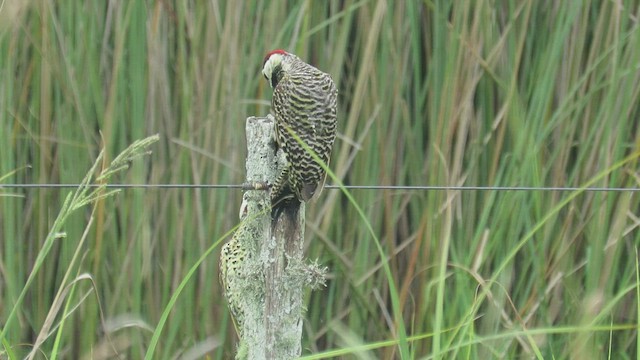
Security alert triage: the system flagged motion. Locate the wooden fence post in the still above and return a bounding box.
[222,115,325,359]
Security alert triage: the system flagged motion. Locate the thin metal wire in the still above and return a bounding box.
[1,183,639,192]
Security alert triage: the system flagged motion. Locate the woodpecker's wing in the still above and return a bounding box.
[272,68,337,202]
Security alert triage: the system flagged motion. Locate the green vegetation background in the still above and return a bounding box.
[1,1,639,358]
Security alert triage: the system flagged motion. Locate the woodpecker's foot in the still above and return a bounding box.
[242,181,270,191]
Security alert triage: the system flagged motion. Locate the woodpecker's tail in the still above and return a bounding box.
[271,185,301,222]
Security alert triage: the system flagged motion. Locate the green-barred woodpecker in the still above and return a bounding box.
[262,50,338,210]
[219,228,248,339]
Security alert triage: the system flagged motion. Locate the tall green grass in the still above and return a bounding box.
[1,1,639,358]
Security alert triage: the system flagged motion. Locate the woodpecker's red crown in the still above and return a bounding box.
[263,49,288,67]
[262,49,291,88]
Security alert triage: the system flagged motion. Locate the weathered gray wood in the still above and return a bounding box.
[229,115,322,360]
[232,116,272,360]
[264,201,305,359]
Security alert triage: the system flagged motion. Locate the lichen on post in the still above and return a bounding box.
[220,115,325,360]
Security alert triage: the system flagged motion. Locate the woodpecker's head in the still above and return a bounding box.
[262,49,294,89]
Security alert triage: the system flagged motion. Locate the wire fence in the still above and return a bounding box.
[1,183,639,192]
